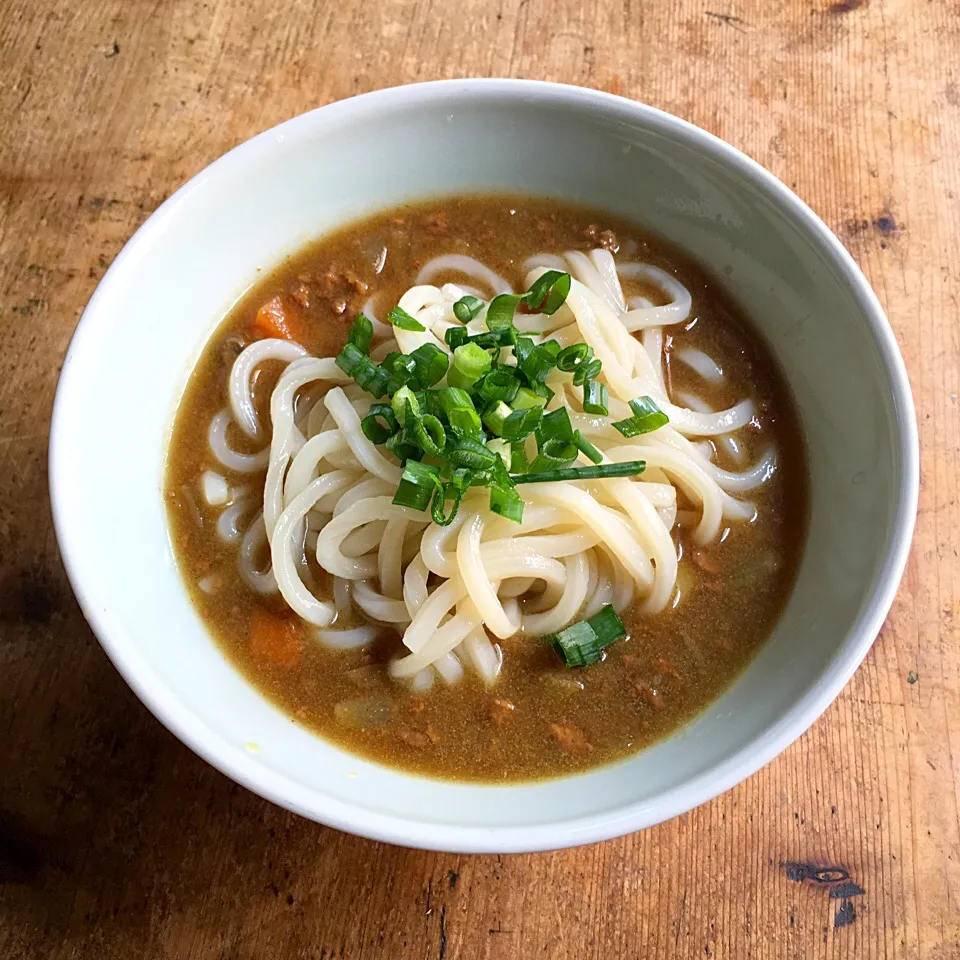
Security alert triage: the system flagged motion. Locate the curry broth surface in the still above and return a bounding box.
[166,196,807,782]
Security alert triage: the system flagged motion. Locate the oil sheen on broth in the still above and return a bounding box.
[165,196,807,782]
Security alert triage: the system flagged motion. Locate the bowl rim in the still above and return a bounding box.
[49,77,919,853]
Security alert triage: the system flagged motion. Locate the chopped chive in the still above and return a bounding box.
[575,432,604,464]
[452,295,485,323]
[611,396,669,438]
[348,314,374,353]
[388,305,426,332]
[582,379,608,415]
[511,461,646,484]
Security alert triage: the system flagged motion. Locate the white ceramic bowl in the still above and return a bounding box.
[50,79,918,853]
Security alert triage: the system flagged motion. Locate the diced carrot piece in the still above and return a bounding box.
[249,610,302,668]
[252,295,303,342]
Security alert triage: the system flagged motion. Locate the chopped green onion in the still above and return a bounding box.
[611,396,669,438]
[409,343,449,388]
[545,604,626,667]
[452,295,485,323]
[388,305,426,332]
[555,343,590,371]
[393,461,441,511]
[361,403,398,444]
[483,401,513,436]
[448,436,497,469]
[501,405,542,442]
[536,407,575,444]
[448,342,492,389]
[525,270,572,315]
[430,482,464,526]
[573,357,603,386]
[412,414,445,457]
[575,432,603,464]
[513,387,548,410]
[437,387,483,438]
[478,366,521,404]
[489,485,524,523]
[336,343,390,396]
[391,385,420,426]
[380,351,417,393]
[529,438,579,473]
[487,438,511,467]
[510,443,529,474]
[582,380,608,415]
[445,327,470,350]
[348,314,374,353]
[587,605,627,645]
[511,461,646,484]
[514,336,560,385]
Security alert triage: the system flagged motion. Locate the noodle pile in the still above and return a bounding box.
[203,249,776,691]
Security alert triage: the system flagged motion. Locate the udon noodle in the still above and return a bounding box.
[203,248,776,691]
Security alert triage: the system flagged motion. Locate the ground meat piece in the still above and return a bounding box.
[651,656,681,680]
[583,223,620,252]
[409,699,426,715]
[397,727,431,749]
[298,264,369,317]
[218,333,247,369]
[635,684,665,709]
[290,281,312,310]
[549,722,593,754]
[488,698,515,728]
[424,210,448,234]
[692,550,721,575]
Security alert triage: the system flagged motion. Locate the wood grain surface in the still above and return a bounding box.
[1,0,958,956]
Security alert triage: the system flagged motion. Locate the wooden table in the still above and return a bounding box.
[2,1,957,956]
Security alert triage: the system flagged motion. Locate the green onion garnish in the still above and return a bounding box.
[511,461,646,484]
[501,405,542,442]
[544,604,627,667]
[393,461,442,511]
[483,401,513,437]
[388,305,426,332]
[408,343,449,388]
[576,433,604,464]
[611,397,669,438]
[582,380,608,415]
[437,387,483,438]
[448,436,498,469]
[348,313,374,353]
[529,438,579,473]
[448,342,492,389]
[477,366,521,404]
[489,485,524,522]
[452,295,484,323]
[361,403,398,444]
